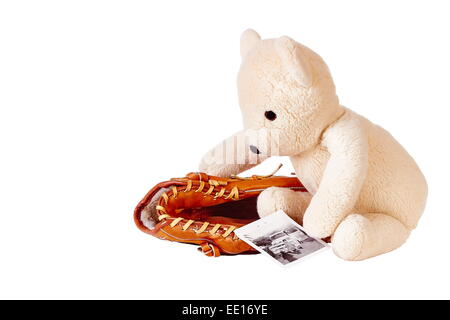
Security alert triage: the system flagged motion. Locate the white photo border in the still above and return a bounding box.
[235,210,330,268]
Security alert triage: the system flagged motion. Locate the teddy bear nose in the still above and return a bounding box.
[249,145,261,154]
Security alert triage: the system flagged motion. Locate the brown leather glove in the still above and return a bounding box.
[134,171,306,257]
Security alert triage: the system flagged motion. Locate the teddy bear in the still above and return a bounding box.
[199,29,427,261]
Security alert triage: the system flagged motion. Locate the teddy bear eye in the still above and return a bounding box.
[264,110,277,121]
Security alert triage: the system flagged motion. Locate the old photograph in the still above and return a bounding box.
[235,211,328,266]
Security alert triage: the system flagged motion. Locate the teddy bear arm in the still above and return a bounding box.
[303,117,369,238]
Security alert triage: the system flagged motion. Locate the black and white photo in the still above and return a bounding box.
[235,211,328,266]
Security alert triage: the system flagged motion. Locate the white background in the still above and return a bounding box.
[0,0,449,299]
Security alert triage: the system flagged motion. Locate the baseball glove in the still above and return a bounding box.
[134,169,306,257]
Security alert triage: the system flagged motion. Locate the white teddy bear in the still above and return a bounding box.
[199,29,427,261]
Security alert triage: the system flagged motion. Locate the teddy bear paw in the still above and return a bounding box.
[331,214,370,261]
[257,187,285,218]
[257,187,310,224]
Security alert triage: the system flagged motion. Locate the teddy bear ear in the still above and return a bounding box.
[240,29,261,58]
[275,36,313,88]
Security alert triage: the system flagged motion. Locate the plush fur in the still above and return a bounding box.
[199,29,427,260]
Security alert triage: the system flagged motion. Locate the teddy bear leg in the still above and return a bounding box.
[332,213,411,261]
[257,187,312,224]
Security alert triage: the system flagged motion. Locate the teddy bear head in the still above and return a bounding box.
[237,29,342,157]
